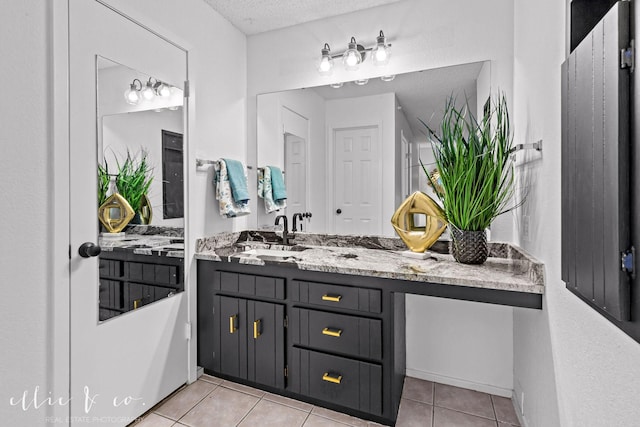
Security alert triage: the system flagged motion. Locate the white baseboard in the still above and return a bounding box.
[405,368,513,398]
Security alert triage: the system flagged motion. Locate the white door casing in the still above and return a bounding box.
[332,126,382,235]
[69,1,188,424]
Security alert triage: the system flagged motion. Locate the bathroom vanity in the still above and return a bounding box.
[195,231,544,425]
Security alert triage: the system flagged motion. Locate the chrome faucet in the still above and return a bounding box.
[292,212,304,232]
[274,215,290,245]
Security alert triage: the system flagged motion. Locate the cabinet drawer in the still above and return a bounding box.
[125,262,179,286]
[291,308,382,360]
[215,271,285,300]
[290,280,381,314]
[289,348,382,415]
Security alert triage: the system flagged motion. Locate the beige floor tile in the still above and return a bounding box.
[433,407,498,427]
[132,413,175,427]
[434,384,495,420]
[199,374,224,385]
[395,399,433,427]
[238,399,309,427]
[154,380,217,421]
[179,386,259,427]
[498,423,519,427]
[303,414,351,426]
[221,380,266,398]
[402,377,435,405]
[311,406,369,427]
[491,396,520,426]
[263,392,313,412]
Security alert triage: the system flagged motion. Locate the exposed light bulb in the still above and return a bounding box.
[372,30,391,66]
[124,82,140,105]
[156,82,171,97]
[343,37,362,71]
[318,43,333,76]
[141,81,155,101]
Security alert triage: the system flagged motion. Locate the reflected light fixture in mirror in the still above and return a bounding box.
[318,31,392,75]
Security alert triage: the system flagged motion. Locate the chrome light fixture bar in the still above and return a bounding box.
[318,30,392,75]
[124,77,173,105]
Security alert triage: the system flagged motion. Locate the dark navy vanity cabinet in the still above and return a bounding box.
[98,250,183,321]
[197,260,406,426]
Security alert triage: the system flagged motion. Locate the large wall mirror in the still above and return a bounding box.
[256,61,491,236]
[96,56,185,321]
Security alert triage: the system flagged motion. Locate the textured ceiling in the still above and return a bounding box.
[311,62,485,140]
[202,0,404,35]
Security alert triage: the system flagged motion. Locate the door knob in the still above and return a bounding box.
[78,242,101,258]
[336,209,342,215]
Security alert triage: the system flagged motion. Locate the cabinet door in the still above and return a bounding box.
[215,295,248,380]
[247,300,285,389]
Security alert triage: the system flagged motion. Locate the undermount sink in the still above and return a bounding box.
[243,248,303,258]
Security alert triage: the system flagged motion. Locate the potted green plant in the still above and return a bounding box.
[421,93,518,264]
[115,149,153,224]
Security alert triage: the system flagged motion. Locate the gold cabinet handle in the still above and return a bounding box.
[322,372,342,384]
[133,299,141,310]
[229,314,238,334]
[253,319,261,339]
[322,294,342,302]
[322,327,342,337]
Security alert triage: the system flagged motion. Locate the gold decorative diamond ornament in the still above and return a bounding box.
[391,191,447,252]
[98,193,135,233]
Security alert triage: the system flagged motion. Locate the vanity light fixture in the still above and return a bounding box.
[354,79,369,86]
[124,78,142,105]
[380,75,396,82]
[318,30,392,75]
[329,82,344,89]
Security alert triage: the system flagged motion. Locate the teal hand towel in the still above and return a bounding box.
[269,166,287,202]
[223,159,250,203]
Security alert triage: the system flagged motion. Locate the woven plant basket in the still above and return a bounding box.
[449,228,488,264]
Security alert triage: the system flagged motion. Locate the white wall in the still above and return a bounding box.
[512,0,640,426]
[0,1,52,425]
[1,0,247,424]
[248,0,516,395]
[326,93,396,236]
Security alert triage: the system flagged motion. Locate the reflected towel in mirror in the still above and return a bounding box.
[269,166,287,202]
[258,166,286,213]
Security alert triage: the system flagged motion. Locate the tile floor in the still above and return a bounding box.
[132,375,521,427]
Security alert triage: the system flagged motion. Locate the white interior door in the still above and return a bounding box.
[69,1,188,424]
[284,133,307,217]
[333,126,381,235]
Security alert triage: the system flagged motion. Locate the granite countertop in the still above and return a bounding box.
[195,231,544,295]
[99,233,184,258]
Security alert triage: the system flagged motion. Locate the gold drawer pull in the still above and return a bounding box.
[322,327,342,337]
[322,372,342,384]
[229,314,238,334]
[133,299,141,310]
[253,319,261,339]
[322,294,342,302]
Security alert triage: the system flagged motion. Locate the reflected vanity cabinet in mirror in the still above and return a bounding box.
[197,260,405,426]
